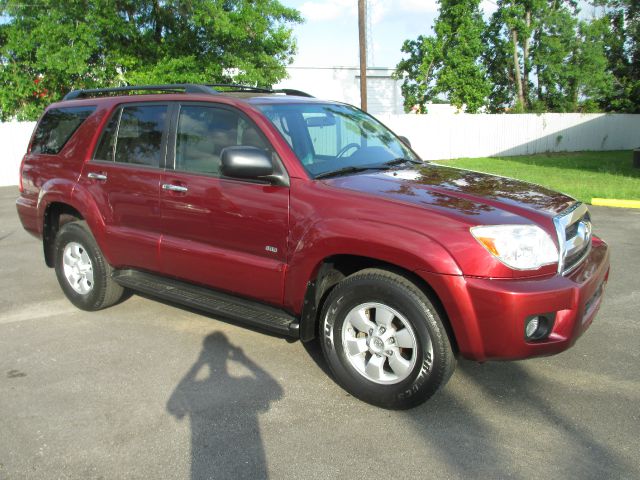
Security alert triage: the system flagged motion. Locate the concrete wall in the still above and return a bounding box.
[0,122,35,187]
[1,114,638,186]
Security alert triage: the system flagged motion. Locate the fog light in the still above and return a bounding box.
[524,314,553,341]
[525,316,540,338]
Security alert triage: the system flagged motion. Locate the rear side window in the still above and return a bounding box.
[30,106,96,155]
[94,105,168,167]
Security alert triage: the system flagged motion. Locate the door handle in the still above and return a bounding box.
[87,172,107,181]
[162,183,188,193]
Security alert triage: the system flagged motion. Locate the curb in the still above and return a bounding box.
[591,198,640,209]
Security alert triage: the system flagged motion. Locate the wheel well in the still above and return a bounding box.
[43,203,84,267]
[299,255,459,353]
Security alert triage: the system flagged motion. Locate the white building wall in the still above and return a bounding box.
[275,66,405,115]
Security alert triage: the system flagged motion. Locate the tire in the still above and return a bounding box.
[54,221,125,311]
[320,268,455,409]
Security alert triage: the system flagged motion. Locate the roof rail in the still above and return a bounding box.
[63,84,218,101]
[62,83,314,101]
[272,89,314,98]
[206,84,272,93]
[206,84,314,97]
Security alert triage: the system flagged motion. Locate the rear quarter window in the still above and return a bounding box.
[30,106,96,155]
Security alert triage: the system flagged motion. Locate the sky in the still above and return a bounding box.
[281,0,601,69]
[281,0,499,68]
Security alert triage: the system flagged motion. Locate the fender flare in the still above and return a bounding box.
[284,217,463,316]
[37,179,115,265]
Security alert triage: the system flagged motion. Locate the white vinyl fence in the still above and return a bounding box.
[1,114,639,186]
[1,122,35,187]
[380,113,640,160]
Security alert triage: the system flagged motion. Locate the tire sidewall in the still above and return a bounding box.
[321,274,448,409]
[54,222,108,311]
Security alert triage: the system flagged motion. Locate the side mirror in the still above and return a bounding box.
[398,136,411,148]
[221,146,273,180]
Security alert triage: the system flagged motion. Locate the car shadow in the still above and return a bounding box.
[404,359,634,479]
[167,332,283,480]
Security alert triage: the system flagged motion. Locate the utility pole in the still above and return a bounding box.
[358,0,367,112]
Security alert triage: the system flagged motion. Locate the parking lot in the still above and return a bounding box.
[1,184,639,480]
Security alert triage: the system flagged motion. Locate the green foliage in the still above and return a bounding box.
[0,0,302,120]
[531,6,613,112]
[394,35,441,111]
[394,0,491,114]
[483,9,515,112]
[601,0,640,112]
[400,0,637,113]
[484,1,615,113]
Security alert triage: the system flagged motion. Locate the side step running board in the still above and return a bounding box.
[112,270,300,338]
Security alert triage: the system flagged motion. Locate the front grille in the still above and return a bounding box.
[554,203,592,275]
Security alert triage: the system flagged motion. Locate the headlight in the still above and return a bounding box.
[470,225,558,270]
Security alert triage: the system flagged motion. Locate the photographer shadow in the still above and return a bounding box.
[167,332,283,480]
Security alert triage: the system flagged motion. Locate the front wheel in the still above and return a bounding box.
[320,269,455,409]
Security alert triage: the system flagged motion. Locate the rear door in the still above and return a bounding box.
[159,103,289,305]
[79,103,169,271]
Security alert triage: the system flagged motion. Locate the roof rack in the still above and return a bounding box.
[272,89,314,98]
[63,84,218,101]
[63,83,314,101]
[204,84,314,97]
[206,84,273,93]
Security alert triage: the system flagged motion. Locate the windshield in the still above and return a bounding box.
[256,103,421,178]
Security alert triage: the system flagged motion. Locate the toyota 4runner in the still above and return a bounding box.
[16,84,610,409]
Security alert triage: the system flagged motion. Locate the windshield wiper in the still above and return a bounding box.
[315,158,423,180]
[382,157,423,168]
[315,165,388,179]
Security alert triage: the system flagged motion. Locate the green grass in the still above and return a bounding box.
[437,151,640,203]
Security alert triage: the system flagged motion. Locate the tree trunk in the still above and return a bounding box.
[522,10,531,108]
[512,29,525,110]
[153,0,163,43]
[534,28,542,103]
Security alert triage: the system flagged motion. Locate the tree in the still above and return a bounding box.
[483,8,517,111]
[0,0,302,120]
[600,0,640,112]
[489,0,547,110]
[485,0,614,112]
[394,0,491,114]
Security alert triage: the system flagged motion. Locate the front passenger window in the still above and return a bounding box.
[175,105,269,176]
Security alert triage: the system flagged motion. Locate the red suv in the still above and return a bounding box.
[16,84,609,409]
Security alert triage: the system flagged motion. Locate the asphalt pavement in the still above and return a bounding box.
[0,185,638,480]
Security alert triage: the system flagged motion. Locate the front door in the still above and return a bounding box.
[79,103,169,271]
[159,103,289,305]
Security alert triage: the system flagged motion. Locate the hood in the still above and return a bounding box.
[322,164,575,222]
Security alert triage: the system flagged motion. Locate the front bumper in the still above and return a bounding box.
[418,236,610,362]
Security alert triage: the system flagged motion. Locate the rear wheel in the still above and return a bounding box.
[320,268,455,409]
[54,221,125,311]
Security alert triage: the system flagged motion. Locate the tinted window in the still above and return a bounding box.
[93,109,121,162]
[175,105,268,176]
[30,106,96,155]
[258,103,418,177]
[303,112,340,156]
[114,105,167,167]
